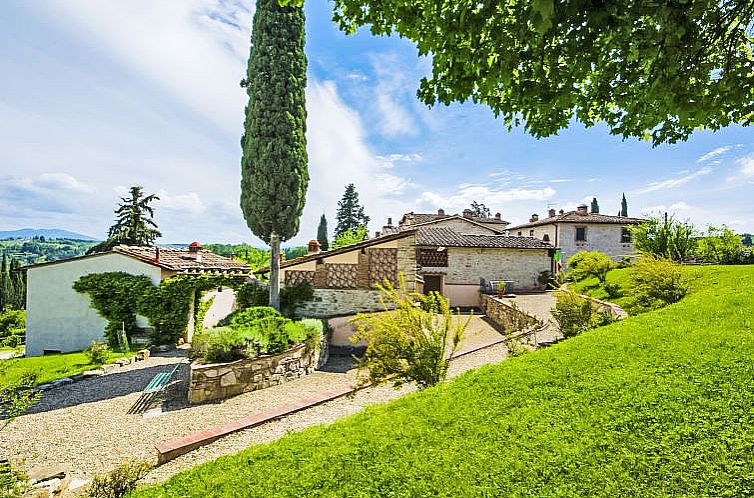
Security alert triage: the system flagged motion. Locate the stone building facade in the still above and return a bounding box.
[508,205,643,266]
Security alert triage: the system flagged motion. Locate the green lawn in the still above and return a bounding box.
[0,349,129,386]
[569,267,633,309]
[134,265,754,497]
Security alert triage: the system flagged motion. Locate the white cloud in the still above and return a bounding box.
[633,167,713,194]
[697,146,731,163]
[738,154,754,177]
[417,185,556,212]
[370,53,417,137]
[156,190,206,215]
[642,201,692,214]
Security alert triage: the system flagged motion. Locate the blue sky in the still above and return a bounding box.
[1,1,752,245]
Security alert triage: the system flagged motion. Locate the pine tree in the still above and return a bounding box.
[88,186,161,254]
[317,214,329,251]
[240,0,308,310]
[620,193,629,217]
[590,197,600,214]
[334,184,369,238]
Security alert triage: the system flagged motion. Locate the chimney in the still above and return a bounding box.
[155,246,160,263]
[530,213,539,222]
[229,252,236,261]
[188,241,202,262]
[387,217,393,226]
[548,208,556,218]
[577,204,588,215]
[559,209,565,215]
[375,231,381,238]
[494,212,501,220]
[437,208,445,215]
[307,239,321,255]
[462,208,474,218]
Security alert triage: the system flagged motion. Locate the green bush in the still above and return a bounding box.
[351,276,468,389]
[567,251,614,283]
[236,281,268,308]
[85,459,152,498]
[630,214,697,261]
[280,281,314,317]
[629,257,689,314]
[0,309,24,341]
[551,290,595,338]
[0,460,29,498]
[697,225,744,264]
[189,327,250,364]
[84,341,110,365]
[229,306,282,327]
[603,281,622,299]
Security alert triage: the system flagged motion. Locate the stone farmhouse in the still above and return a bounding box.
[24,244,251,356]
[265,211,554,316]
[507,204,643,265]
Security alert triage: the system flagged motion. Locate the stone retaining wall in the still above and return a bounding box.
[294,289,391,318]
[188,341,320,404]
[579,294,628,320]
[480,294,539,331]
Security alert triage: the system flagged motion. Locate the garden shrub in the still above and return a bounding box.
[0,309,25,347]
[603,282,622,299]
[84,341,110,365]
[696,225,744,264]
[236,280,268,308]
[628,257,689,314]
[280,281,314,317]
[567,251,614,283]
[551,290,595,338]
[0,460,29,498]
[351,276,469,389]
[189,327,249,364]
[85,459,152,498]
[229,306,282,328]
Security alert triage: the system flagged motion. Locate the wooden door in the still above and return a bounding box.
[423,275,443,294]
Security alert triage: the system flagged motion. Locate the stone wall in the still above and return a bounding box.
[422,247,551,292]
[188,341,320,404]
[397,232,417,290]
[480,294,539,331]
[294,288,390,318]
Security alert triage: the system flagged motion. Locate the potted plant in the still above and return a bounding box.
[496,281,507,298]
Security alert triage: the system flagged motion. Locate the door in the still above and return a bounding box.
[423,275,443,294]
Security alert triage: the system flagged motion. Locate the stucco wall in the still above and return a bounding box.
[201,287,237,329]
[421,247,551,292]
[25,253,163,357]
[443,284,481,307]
[556,223,635,264]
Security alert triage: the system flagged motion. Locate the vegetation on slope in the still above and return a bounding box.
[135,266,754,497]
[0,350,126,386]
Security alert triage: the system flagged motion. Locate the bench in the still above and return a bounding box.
[127,362,183,415]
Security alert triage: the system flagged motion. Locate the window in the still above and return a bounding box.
[621,227,632,243]
[575,227,587,242]
[517,231,522,236]
[529,229,535,237]
[543,234,550,242]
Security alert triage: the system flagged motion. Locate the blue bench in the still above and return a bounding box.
[127,362,183,414]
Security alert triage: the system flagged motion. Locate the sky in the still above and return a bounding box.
[1,1,752,246]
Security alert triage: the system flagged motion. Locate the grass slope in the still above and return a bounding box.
[568,267,633,309]
[0,350,128,386]
[135,266,754,497]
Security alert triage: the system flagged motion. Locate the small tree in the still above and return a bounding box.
[590,197,599,214]
[620,193,628,217]
[630,213,697,262]
[469,201,491,218]
[316,214,329,251]
[88,186,161,254]
[629,256,689,313]
[331,225,368,249]
[551,290,595,338]
[567,251,614,284]
[697,225,743,264]
[351,276,468,389]
[334,184,369,238]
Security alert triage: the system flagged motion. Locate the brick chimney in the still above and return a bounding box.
[530,213,539,222]
[437,208,445,215]
[577,204,588,215]
[188,241,202,262]
[307,239,321,255]
[494,212,501,220]
[559,209,565,215]
[155,246,160,263]
[462,208,474,218]
[548,208,556,218]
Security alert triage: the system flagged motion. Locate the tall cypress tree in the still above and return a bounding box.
[317,214,329,251]
[8,258,24,309]
[240,0,308,310]
[620,193,629,217]
[590,197,600,214]
[0,254,7,311]
[334,184,369,238]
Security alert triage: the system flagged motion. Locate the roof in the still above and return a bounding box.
[509,211,643,230]
[258,230,416,273]
[22,245,251,275]
[400,212,509,227]
[416,227,553,250]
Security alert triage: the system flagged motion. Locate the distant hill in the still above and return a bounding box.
[0,228,98,241]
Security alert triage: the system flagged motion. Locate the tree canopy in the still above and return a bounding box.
[335,184,370,238]
[317,214,330,251]
[469,201,491,218]
[282,0,754,145]
[87,186,161,254]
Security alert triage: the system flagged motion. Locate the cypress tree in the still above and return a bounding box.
[334,184,369,238]
[620,193,629,217]
[0,254,7,311]
[317,214,329,251]
[8,258,24,309]
[240,0,308,310]
[590,197,600,214]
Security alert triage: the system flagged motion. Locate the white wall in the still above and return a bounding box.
[25,253,162,356]
[201,286,237,329]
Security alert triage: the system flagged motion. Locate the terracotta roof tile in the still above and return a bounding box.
[416,227,553,249]
[509,212,643,230]
[114,246,251,274]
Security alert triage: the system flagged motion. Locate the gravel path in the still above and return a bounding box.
[1,316,507,484]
